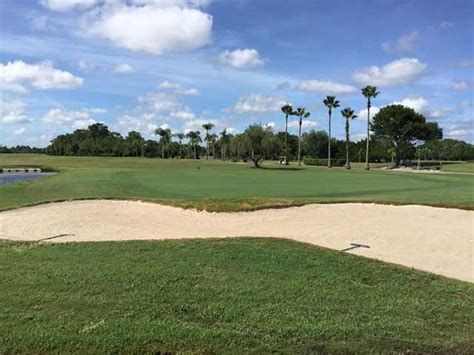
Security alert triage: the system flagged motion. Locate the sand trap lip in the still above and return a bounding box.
[1,200,472,282]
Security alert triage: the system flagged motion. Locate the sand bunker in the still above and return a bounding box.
[1,200,472,282]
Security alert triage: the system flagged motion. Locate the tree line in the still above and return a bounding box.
[5,85,473,166]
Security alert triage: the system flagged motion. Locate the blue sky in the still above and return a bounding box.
[1,0,473,147]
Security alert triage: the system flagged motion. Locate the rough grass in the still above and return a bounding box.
[1,238,473,353]
[0,154,473,211]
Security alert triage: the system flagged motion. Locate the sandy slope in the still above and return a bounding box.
[1,200,472,282]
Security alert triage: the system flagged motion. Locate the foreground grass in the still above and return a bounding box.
[1,238,473,353]
[0,154,473,211]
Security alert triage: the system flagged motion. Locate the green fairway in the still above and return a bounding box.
[1,238,473,353]
[0,154,473,211]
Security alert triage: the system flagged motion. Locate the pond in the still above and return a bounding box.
[0,173,56,185]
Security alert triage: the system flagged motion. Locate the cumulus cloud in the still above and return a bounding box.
[86,2,213,55]
[13,127,26,135]
[169,109,196,120]
[0,60,83,93]
[40,0,98,11]
[352,58,426,87]
[357,106,380,121]
[113,63,134,73]
[219,49,265,70]
[227,94,288,113]
[118,113,158,135]
[392,97,429,113]
[184,118,219,133]
[158,81,199,96]
[295,79,357,95]
[42,108,98,129]
[1,100,30,124]
[381,31,419,52]
[452,81,468,91]
[138,92,183,112]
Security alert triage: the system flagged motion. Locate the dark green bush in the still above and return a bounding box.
[304,157,345,166]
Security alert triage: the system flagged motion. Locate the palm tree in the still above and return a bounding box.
[323,96,340,168]
[208,133,218,159]
[173,132,185,158]
[155,127,172,158]
[295,107,311,166]
[340,107,358,169]
[281,104,295,165]
[361,85,380,170]
[201,123,214,159]
[219,129,231,161]
[186,131,201,159]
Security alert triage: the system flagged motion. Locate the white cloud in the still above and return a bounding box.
[352,58,426,87]
[288,120,318,129]
[158,81,199,96]
[83,107,107,113]
[452,81,468,91]
[113,63,134,73]
[1,100,30,124]
[392,97,429,113]
[219,49,265,70]
[440,21,453,30]
[42,108,90,124]
[295,79,357,95]
[72,118,97,129]
[86,2,213,55]
[381,31,419,52]
[170,109,196,120]
[118,113,158,135]
[428,108,455,119]
[357,106,380,121]
[13,127,26,135]
[0,60,83,93]
[227,94,288,113]
[40,0,98,11]
[138,92,182,112]
[184,118,219,132]
[28,12,53,31]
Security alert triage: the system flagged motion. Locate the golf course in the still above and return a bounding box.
[1,154,473,353]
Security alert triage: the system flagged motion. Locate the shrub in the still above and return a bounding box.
[304,157,345,166]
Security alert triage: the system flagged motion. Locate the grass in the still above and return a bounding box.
[0,154,473,211]
[1,238,473,353]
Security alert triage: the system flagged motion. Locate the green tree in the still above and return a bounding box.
[243,124,278,168]
[155,127,172,158]
[208,133,218,159]
[202,123,215,159]
[281,104,295,165]
[372,105,442,166]
[361,85,380,170]
[295,108,311,166]
[340,107,358,169]
[173,133,185,158]
[186,131,202,159]
[219,129,232,161]
[125,131,145,157]
[323,96,340,168]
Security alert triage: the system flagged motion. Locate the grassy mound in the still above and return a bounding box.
[1,238,473,353]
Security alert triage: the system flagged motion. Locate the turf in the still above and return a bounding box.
[1,238,473,353]
[0,154,473,211]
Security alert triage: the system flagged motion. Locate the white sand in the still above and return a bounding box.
[1,200,472,282]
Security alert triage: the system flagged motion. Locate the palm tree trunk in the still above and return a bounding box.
[284,114,289,165]
[298,118,302,166]
[365,100,370,170]
[345,118,351,169]
[193,145,196,160]
[328,109,332,168]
